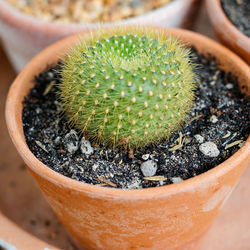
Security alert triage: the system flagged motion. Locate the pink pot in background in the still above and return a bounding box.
[0,0,202,72]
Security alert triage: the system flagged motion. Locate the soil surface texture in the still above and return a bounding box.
[23,50,250,189]
[221,0,250,37]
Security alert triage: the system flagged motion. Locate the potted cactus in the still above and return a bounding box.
[6,26,250,249]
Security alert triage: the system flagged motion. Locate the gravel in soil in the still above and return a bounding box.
[22,50,250,189]
[221,0,250,37]
[6,0,172,23]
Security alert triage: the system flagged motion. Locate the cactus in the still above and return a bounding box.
[59,27,196,149]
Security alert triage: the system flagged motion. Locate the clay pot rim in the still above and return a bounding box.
[0,0,189,35]
[206,0,250,42]
[5,27,250,199]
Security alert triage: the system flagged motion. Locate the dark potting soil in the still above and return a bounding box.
[22,50,250,189]
[221,0,250,37]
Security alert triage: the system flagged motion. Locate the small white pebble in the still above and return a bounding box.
[142,154,150,161]
[36,107,42,114]
[171,177,183,184]
[127,180,140,189]
[199,142,220,157]
[183,137,192,145]
[48,72,54,78]
[64,129,79,154]
[140,160,157,177]
[80,137,94,156]
[54,136,61,145]
[194,134,204,144]
[29,127,35,132]
[200,103,206,109]
[92,164,99,171]
[210,115,218,123]
[226,83,233,89]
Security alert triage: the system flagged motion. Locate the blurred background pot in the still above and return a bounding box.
[5,27,250,250]
[0,212,57,250]
[0,0,202,72]
[206,0,250,64]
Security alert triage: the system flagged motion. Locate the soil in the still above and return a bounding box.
[6,0,172,23]
[221,0,250,37]
[22,50,250,189]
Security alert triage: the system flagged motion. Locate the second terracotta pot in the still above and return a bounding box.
[5,27,250,249]
[206,0,250,64]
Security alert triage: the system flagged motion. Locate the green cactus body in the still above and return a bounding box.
[59,27,196,148]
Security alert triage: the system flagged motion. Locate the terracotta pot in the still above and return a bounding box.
[5,27,250,250]
[0,0,202,73]
[0,212,58,250]
[206,0,250,64]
